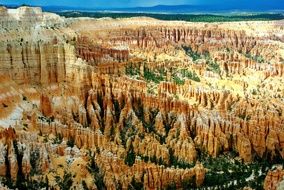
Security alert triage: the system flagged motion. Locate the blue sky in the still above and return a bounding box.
[0,0,282,8]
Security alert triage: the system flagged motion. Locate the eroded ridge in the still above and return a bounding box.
[0,6,283,190]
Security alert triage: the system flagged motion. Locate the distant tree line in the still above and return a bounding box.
[58,12,284,22]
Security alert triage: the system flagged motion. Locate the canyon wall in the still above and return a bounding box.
[0,6,283,190]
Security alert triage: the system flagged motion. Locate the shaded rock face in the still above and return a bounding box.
[0,6,283,190]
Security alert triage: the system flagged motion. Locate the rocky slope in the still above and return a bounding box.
[0,6,283,190]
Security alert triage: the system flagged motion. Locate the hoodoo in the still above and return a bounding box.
[0,5,283,190]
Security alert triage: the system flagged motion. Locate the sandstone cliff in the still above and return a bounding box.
[0,6,283,190]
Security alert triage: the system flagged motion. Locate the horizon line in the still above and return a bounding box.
[1,3,283,12]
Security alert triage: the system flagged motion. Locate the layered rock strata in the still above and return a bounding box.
[0,6,283,190]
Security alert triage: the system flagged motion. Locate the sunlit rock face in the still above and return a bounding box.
[0,6,283,189]
[264,167,284,190]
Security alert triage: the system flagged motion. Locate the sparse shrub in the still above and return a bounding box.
[128,177,144,190]
[113,99,121,122]
[67,138,75,148]
[120,116,135,147]
[182,46,202,62]
[245,53,265,63]
[52,134,63,144]
[207,60,221,74]
[126,64,140,76]
[181,175,196,189]
[30,149,40,176]
[124,144,136,166]
[144,67,164,83]
[168,148,194,168]
[252,89,257,95]
[87,155,106,190]
[147,88,155,94]
[173,75,185,85]
[238,113,251,120]
[55,171,74,190]
[181,69,201,82]
[87,156,99,174]
[82,180,89,190]
[165,182,177,190]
